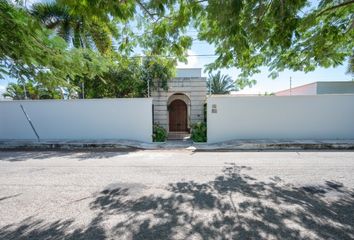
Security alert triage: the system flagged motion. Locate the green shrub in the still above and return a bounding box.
[191,122,207,142]
[153,124,167,142]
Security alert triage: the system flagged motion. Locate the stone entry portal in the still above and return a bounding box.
[151,68,207,135]
[169,99,187,132]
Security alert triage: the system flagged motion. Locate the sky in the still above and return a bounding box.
[177,43,352,94]
[1,0,353,96]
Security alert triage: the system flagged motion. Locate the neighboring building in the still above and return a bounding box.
[276,81,354,96]
[152,68,207,135]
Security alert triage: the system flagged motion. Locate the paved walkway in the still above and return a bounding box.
[0,150,353,239]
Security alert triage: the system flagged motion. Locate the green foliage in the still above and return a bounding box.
[207,71,256,94]
[261,92,275,96]
[137,0,354,83]
[5,0,352,99]
[207,72,235,94]
[80,58,142,98]
[58,0,135,22]
[3,82,62,100]
[0,0,66,84]
[141,56,176,93]
[58,0,193,61]
[31,1,119,55]
[71,56,176,99]
[191,122,207,143]
[153,124,167,142]
[0,1,112,89]
[1,1,181,99]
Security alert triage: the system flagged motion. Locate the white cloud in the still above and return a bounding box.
[177,50,200,68]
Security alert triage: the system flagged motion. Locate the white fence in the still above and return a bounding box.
[207,95,354,143]
[0,98,153,142]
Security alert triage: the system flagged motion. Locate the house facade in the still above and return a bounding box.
[151,68,207,135]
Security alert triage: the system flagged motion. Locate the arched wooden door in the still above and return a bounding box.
[169,99,187,132]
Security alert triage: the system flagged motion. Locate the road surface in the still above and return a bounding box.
[0,150,353,239]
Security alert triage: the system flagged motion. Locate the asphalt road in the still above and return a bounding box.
[0,150,353,240]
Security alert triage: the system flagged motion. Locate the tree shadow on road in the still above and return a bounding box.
[0,215,106,240]
[1,163,353,239]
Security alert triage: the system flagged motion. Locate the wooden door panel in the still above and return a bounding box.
[169,100,187,132]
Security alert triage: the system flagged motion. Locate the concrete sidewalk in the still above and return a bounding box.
[1,139,354,151]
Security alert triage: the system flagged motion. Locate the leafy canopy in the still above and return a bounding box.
[57,0,194,61]
[0,0,113,88]
[133,0,354,81]
[31,1,121,55]
[2,0,353,99]
[1,0,185,99]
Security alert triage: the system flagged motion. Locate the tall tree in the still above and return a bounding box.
[0,1,111,88]
[31,1,118,54]
[207,72,235,94]
[0,0,69,85]
[57,0,193,61]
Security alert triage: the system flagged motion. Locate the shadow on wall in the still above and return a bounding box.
[1,164,353,239]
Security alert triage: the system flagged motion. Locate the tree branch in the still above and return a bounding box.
[136,0,155,20]
[256,0,273,25]
[318,0,354,16]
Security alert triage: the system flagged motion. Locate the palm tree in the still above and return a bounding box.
[31,1,118,99]
[31,1,116,54]
[3,83,27,100]
[207,71,235,94]
[3,82,62,100]
[3,82,42,100]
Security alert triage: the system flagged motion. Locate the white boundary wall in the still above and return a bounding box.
[207,95,354,143]
[0,98,153,142]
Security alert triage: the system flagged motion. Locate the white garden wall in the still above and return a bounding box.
[0,98,153,142]
[207,95,354,143]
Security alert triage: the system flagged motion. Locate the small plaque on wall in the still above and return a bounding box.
[211,104,217,113]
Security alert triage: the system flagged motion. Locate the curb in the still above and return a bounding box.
[0,142,142,151]
[194,143,354,151]
[1,140,354,151]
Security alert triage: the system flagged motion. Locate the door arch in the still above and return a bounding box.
[169,99,187,132]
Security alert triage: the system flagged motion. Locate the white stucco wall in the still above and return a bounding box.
[207,95,354,143]
[0,98,153,142]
